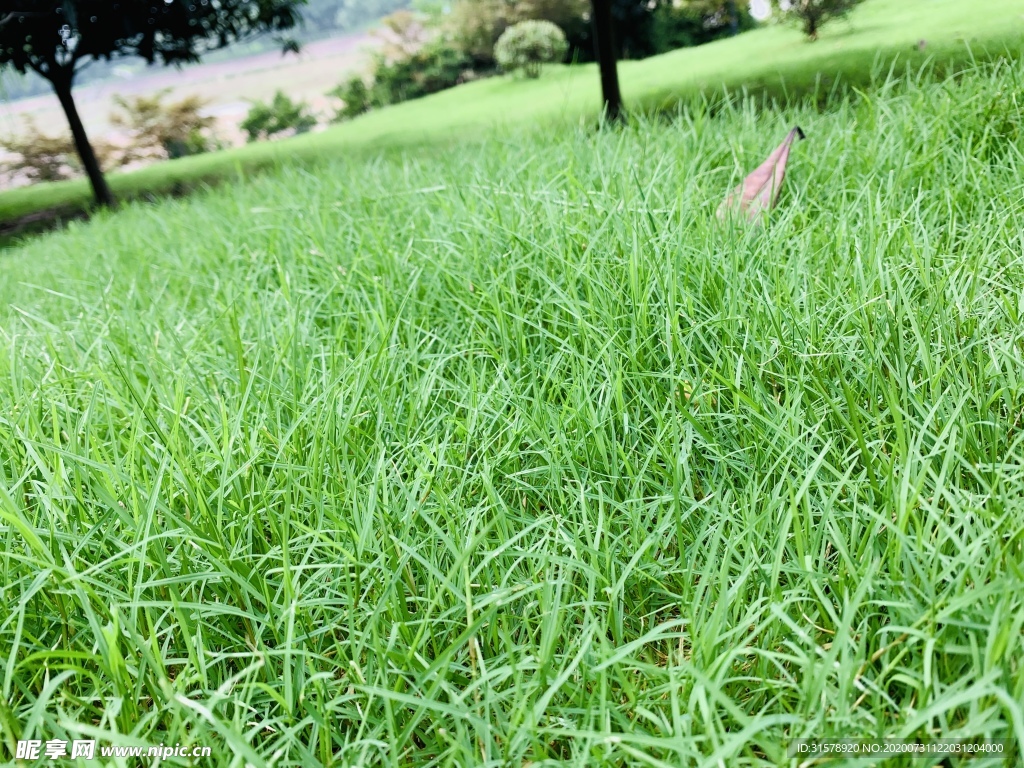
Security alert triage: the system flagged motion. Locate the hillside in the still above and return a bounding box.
[2,0,1023,230]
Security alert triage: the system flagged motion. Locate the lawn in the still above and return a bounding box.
[2,0,1024,226]
[1,43,1022,766]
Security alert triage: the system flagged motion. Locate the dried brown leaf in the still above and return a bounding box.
[718,127,806,222]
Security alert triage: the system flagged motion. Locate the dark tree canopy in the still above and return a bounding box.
[0,1,305,206]
[0,1,303,76]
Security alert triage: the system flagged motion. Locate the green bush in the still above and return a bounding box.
[0,117,118,183]
[494,20,568,78]
[780,0,867,40]
[110,90,218,161]
[329,76,373,123]
[0,120,78,183]
[447,0,587,68]
[370,41,471,106]
[240,92,318,143]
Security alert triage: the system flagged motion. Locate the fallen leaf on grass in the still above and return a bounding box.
[718,127,806,222]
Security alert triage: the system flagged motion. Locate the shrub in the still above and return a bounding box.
[240,92,318,142]
[780,0,866,41]
[329,76,373,123]
[0,117,118,184]
[494,20,568,78]
[110,89,218,161]
[371,41,471,105]
[448,0,586,68]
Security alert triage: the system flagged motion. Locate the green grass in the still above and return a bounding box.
[1,50,1023,765]
[3,0,1024,226]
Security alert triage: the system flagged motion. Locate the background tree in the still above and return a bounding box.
[447,0,588,67]
[647,1,754,56]
[449,0,621,119]
[778,0,865,40]
[590,0,623,121]
[572,0,752,60]
[0,1,305,207]
[685,0,742,36]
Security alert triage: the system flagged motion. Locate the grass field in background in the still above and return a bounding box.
[2,0,1024,226]
[1,51,1022,764]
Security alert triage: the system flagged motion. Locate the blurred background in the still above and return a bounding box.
[0,0,777,188]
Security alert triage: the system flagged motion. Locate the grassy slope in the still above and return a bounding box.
[3,0,1023,224]
[1,53,1023,764]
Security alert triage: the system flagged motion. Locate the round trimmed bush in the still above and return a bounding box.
[494,20,568,79]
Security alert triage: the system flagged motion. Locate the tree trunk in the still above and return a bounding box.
[51,73,114,207]
[727,0,739,36]
[590,0,623,123]
[805,14,819,41]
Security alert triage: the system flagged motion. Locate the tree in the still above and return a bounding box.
[684,1,742,36]
[451,0,621,118]
[573,0,659,61]
[779,0,865,41]
[648,1,754,52]
[0,1,305,207]
[590,0,623,121]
